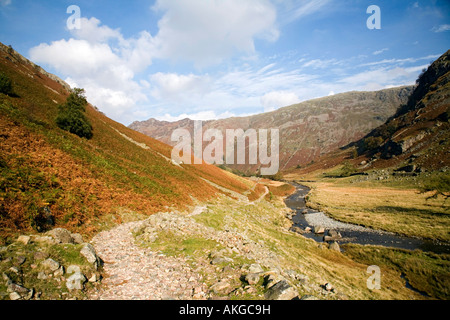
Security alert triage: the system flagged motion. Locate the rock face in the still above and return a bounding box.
[354,50,450,171]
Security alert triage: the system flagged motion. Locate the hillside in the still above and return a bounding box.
[130,86,413,174]
[287,49,450,177]
[0,42,264,242]
[1,42,448,302]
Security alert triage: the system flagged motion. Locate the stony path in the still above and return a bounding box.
[87,220,204,300]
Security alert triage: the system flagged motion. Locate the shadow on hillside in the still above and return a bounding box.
[373,206,448,218]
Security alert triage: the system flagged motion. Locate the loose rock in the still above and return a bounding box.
[47,228,74,244]
[264,280,298,300]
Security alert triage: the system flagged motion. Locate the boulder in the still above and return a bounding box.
[80,244,100,269]
[17,235,31,245]
[9,292,21,300]
[329,242,341,252]
[71,233,84,244]
[66,272,87,290]
[264,280,298,300]
[41,258,60,272]
[328,230,341,238]
[314,226,325,234]
[210,280,231,295]
[46,228,74,244]
[248,264,264,274]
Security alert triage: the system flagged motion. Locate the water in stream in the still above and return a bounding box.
[285,183,450,254]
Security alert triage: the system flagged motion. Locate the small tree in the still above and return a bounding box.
[56,88,93,139]
[363,136,384,152]
[0,72,13,96]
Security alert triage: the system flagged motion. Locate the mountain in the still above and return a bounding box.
[130,86,413,174]
[287,49,450,176]
[0,42,264,240]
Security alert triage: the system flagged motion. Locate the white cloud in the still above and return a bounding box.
[432,24,450,33]
[301,58,340,69]
[152,0,279,67]
[150,72,210,102]
[359,54,440,67]
[0,0,11,6]
[156,110,241,122]
[29,17,153,123]
[373,48,389,55]
[261,91,300,112]
[71,17,123,44]
[336,65,428,92]
[281,0,331,23]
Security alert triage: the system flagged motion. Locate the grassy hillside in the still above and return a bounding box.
[0,42,263,243]
[130,86,413,173]
[284,50,450,242]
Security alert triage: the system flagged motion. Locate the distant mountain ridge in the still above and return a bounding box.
[287,49,450,176]
[130,86,414,173]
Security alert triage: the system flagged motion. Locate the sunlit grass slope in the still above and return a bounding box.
[0,43,262,242]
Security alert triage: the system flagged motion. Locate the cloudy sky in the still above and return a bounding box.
[1,0,449,125]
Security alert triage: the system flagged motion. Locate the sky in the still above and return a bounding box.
[0,0,449,126]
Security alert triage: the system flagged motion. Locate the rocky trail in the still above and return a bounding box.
[85,196,333,301]
[87,220,203,300]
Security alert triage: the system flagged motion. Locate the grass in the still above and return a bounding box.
[0,239,99,300]
[191,195,431,300]
[0,51,260,241]
[141,230,221,259]
[343,244,450,299]
[302,175,450,242]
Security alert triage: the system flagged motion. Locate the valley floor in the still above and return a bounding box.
[85,186,436,300]
[284,171,450,299]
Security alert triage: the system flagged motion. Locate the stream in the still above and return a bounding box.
[284,183,450,254]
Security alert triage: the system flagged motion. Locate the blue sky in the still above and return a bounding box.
[1,0,449,125]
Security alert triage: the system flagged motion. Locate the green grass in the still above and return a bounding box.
[144,230,221,258]
[343,244,450,299]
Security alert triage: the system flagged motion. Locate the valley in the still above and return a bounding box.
[0,42,448,301]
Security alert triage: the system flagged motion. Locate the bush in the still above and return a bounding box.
[362,136,384,152]
[56,88,93,139]
[0,72,13,96]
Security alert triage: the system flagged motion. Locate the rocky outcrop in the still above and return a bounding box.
[0,228,102,300]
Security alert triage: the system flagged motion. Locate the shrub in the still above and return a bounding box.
[362,136,384,152]
[0,72,13,96]
[56,88,93,139]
